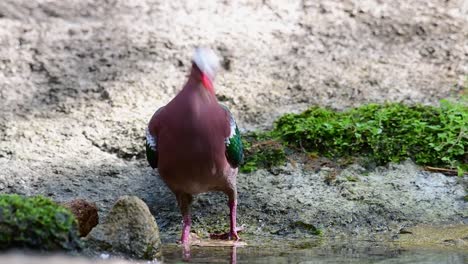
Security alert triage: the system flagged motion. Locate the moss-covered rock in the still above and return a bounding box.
[0,194,82,251]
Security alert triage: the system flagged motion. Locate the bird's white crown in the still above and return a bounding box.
[192,47,220,81]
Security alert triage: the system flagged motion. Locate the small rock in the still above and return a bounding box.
[443,239,467,246]
[86,196,161,260]
[63,199,99,237]
[399,228,413,234]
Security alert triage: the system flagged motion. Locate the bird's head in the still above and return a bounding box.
[192,47,220,94]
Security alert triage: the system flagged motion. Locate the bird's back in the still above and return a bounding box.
[149,86,232,194]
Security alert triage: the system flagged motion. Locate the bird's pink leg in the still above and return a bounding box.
[182,239,191,261]
[176,193,193,244]
[180,214,191,244]
[229,199,239,241]
[210,194,243,240]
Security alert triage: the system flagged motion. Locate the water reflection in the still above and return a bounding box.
[181,243,238,263]
[182,244,190,262]
[164,241,468,264]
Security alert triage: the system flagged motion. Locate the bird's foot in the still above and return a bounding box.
[177,230,191,245]
[209,226,244,240]
[177,238,190,245]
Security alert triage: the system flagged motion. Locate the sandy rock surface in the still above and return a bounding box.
[0,0,467,247]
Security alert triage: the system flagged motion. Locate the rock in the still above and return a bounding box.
[86,196,161,260]
[63,199,99,237]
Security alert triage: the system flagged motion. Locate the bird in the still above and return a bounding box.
[145,48,244,244]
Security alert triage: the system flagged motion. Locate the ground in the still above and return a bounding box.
[0,0,467,250]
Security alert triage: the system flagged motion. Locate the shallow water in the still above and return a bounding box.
[0,244,466,264]
[161,242,468,264]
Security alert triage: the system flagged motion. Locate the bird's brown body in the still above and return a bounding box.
[146,61,241,244]
[149,72,237,196]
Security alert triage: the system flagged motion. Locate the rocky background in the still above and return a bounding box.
[0,0,467,250]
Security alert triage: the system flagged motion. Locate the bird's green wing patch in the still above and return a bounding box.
[220,104,244,168]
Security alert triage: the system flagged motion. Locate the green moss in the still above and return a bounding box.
[204,220,230,235]
[458,164,468,177]
[240,132,287,173]
[143,242,161,260]
[239,100,466,173]
[0,194,82,251]
[273,101,467,168]
[345,176,359,182]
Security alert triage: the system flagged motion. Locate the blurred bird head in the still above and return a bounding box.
[192,47,220,93]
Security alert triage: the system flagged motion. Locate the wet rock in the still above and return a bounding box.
[63,199,99,237]
[86,196,161,260]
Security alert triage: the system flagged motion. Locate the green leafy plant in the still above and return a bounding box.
[0,194,82,250]
[273,101,467,168]
[239,100,466,173]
